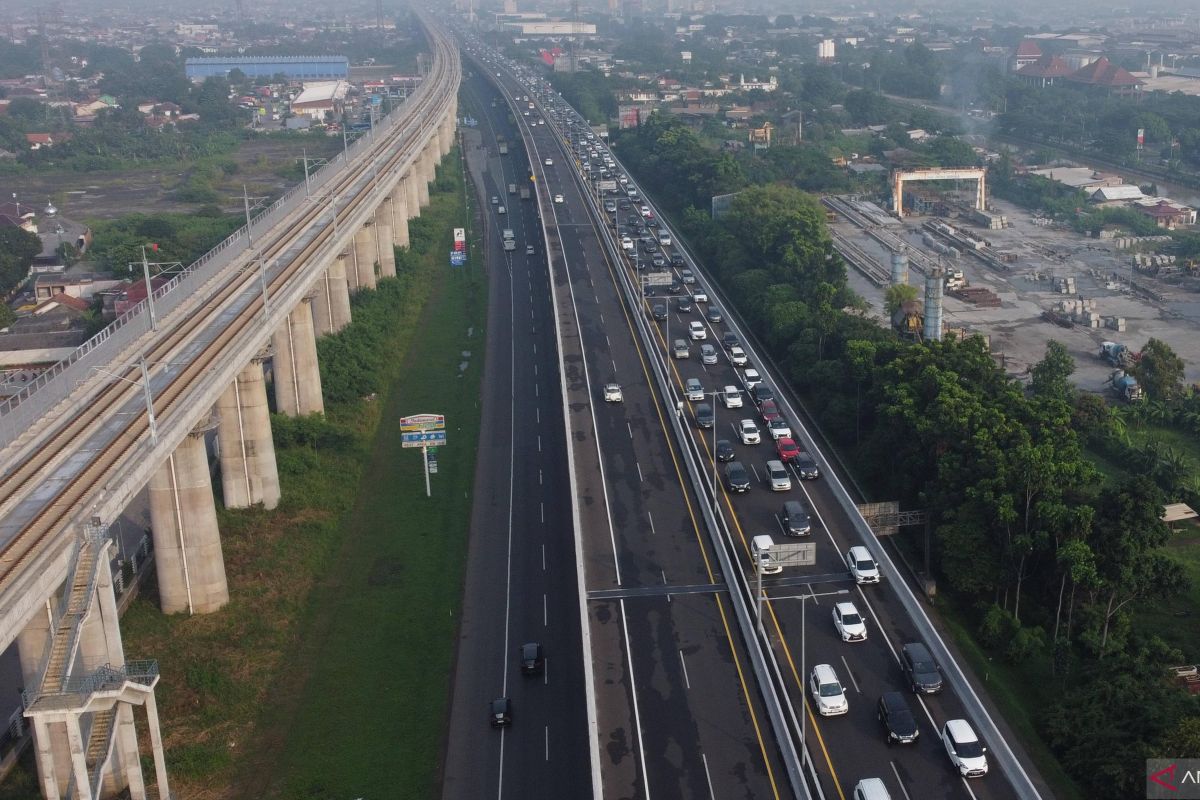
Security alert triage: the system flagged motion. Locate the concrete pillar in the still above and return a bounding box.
[148,417,229,615]
[272,296,324,417]
[78,558,124,673]
[375,195,397,278]
[19,605,70,798]
[417,147,432,209]
[65,715,89,800]
[216,356,280,510]
[312,258,352,335]
[391,183,410,249]
[405,169,421,220]
[353,222,378,291]
[115,704,146,800]
[144,691,170,799]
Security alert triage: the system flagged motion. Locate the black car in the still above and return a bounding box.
[716,439,736,462]
[670,252,685,267]
[695,402,714,429]
[676,297,693,313]
[722,331,739,349]
[794,453,820,480]
[725,461,751,492]
[878,691,919,744]
[618,200,631,210]
[651,254,667,268]
[652,303,668,321]
[520,642,544,675]
[706,306,723,324]
[668,280,683,295]
[490,697,512,728]
[901,642,943,694]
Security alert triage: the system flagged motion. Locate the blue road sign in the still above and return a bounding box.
[450,250,466,266]
[402,430,448,448]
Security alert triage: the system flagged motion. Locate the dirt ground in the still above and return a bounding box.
[838,195,1200,395]
[4,135,342,223]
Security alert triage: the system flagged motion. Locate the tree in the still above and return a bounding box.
[1134,338,1186,401]
[883,283,918,315]
[1030,340,1076,401]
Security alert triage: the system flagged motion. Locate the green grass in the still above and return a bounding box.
[937,598,1084,800]
[1133,529,1200,662]
[1127,423,1200,464]
[0,149,486,800]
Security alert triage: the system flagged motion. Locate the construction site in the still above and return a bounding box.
[825,168,1200,400]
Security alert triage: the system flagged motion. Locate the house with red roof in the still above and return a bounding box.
[1016,55,1075,88]
[1064,57,1143,96]
[1012,40,1043,71]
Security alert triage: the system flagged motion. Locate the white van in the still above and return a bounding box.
[752,534,782,575]
[658,231,672,246]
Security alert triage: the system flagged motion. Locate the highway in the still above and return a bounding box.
[449,36,1050,800]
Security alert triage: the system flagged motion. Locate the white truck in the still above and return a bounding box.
[502,228,516,251]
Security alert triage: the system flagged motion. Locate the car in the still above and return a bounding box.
[846,545,881,584]
[706,306,723,323]
[776,437,800,462]
[520,642,545,675]
[759,399,782,424]
[942,719,989,778]
[715,439,735,462]
[491,195,499,205]
[646,217,659,228]
[901,642,943,694]
[526,244,535,255]
[794,452,820,479]
[878,691,919,745]
[685,377,704,401]
[604,200,617,212]
[670,252,685,267]
[603,383,623,403]
[688,321,707,340]
[544,157,554,165]
[619,200,631,210]
[700,344,718,364]
[782,499,811,535]
[554,194,564,204]
[753,533,782,574]
[621,237,634,251]
[767,417,791,440]
[695,402,714,429]
[728,345,748,366]
[853,779,893,800]
[741,368,763,389]
[725,461,750,492]
[753,384,775,406]
[652,302,667,321]
[722,385,742,408]
[721,331,739,348]
[673,339,689,359]
[676,296,693,313]
[766,459,792,491]
[692,290,709,303]
[738,419,761,445]
[833,601,868,642]
[809,664,849,716]
[490,697,512,727]
[668,280,683,295]
[651,254,666,268]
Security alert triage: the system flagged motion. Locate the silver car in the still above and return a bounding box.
[766,459,792,491]
[686,377,704,401]
[700,344,718,365]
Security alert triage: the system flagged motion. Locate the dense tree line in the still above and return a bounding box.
[88,211,241,275]
[617,117,1200,798]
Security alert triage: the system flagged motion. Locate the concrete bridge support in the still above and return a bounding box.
[311,256,352,335]
[375,196,397,278]
[272,296,324,417]
[149,416,229,615]
[352,220,379,291]
[417,148,433,209]
[216,355,280,510]
[405,169,421,220]
[390,182,410,250]
[18,605,70,797]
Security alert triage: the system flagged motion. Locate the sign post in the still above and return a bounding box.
[400,413,446,497]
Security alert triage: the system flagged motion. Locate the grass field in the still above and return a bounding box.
[8,148,488,800]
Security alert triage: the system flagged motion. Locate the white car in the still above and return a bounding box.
[729,345,748,366]
[544,157,554,165]
[497,205,506,215]
[688,321,707,340]
[603,383,623,403]
[768,418,792,440]
[942,719,989,778]
[738,419,761,445]
[722,385,742,408]
[741,368,762,389]
[621,237,634,251]
[832,601,868,642]
[766,459,792,491]
[809,664,849,716]
[846,546,881,584]
[692,290,708,303]
[685,377,704,401]
[554,194,564,204]
[700,344,718,365]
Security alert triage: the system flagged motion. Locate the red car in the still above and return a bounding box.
[759,398,782,424]
[776,437,800,462]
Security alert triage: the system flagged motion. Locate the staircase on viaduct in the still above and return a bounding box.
[0,13,461,799]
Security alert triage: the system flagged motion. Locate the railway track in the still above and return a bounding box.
[0,21,460,598]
